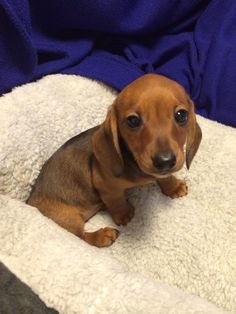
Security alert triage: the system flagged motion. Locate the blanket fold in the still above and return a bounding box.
[0,261,58,314]
[0,0,236,126]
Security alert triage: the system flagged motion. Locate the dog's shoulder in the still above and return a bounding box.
[61,125,99,151]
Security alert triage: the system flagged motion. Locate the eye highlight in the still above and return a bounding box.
[126,115,142,129]
[175,109,188,125]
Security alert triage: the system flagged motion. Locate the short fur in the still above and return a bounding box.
[27,74,202,247]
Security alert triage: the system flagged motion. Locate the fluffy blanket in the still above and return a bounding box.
[0,74,235,313]
[1,0,236,126]
[0,262,57,314]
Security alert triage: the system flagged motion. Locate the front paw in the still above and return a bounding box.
[112,204,135,226]
[161,179,188,199]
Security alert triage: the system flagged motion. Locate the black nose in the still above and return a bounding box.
[153,152,176,171]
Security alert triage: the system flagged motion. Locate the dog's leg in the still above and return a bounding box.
[101,192,135,226]
[83,228,119,247]
[28,198,119,247]
[157,175,188,198]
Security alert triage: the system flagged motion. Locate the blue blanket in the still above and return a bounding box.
[1,0,235,126]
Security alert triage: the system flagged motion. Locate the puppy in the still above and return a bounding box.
[27,74,202,247]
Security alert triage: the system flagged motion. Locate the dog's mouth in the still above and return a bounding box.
[137,157,185,179]
[141,167,176,178]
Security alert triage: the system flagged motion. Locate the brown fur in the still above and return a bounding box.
[27,74,202,247]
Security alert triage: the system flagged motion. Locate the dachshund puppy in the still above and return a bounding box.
[27,74,202,247]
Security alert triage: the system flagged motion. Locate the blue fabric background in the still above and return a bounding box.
[0,0,236,126]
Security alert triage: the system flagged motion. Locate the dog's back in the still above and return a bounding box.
[27,126,100,209]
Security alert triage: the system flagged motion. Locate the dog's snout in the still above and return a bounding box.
[153,152,176,171]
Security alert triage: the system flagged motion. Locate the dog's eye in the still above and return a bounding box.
[175,109,188,125]
[126,115,142,128]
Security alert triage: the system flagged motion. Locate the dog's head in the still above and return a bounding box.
[93,74,202,177]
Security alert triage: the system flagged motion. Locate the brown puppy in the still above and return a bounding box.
[27,74,202,247]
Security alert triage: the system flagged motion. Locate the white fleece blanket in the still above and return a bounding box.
[0,74,235,314]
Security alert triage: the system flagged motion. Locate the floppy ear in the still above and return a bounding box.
[186,100,202,169]
[92,105,124,176]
